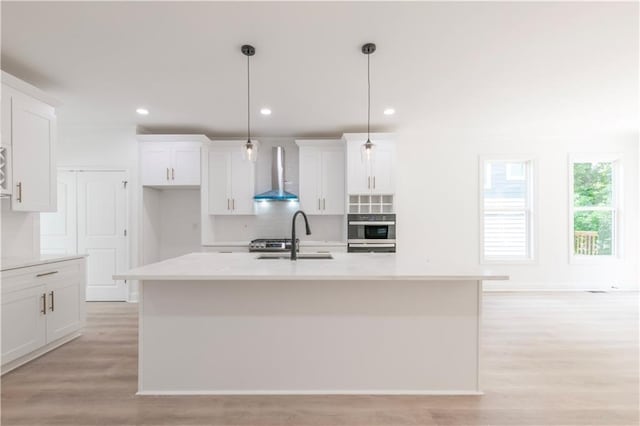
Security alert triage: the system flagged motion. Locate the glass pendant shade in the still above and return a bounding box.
[360,139,375,162]
[243,140,258,162]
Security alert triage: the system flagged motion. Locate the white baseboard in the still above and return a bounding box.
[1,332,82,375]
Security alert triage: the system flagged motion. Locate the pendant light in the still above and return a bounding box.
[361,42,376,162]
[241,44,258,162]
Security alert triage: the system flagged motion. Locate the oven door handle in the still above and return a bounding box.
[348,243,396,248]
[348,221,395,226]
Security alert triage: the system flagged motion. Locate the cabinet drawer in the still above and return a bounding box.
[1,259,84,294]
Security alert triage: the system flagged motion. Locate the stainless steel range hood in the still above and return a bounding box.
[253,146,298,201]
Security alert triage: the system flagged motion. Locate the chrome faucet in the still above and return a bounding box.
[291,210,312,260]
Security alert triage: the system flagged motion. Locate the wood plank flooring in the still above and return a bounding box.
[1,292,638,425]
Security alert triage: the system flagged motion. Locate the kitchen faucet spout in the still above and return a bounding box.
[291,210,312,260]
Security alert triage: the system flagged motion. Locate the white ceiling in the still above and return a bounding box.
[1,1,637,137]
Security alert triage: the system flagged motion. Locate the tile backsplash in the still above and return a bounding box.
[212,201,345,242]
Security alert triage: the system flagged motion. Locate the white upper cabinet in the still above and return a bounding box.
[344,133,395,195]
[2,73,58,212]
[296,140,345,215]
[138,135,209,187]
[207,141,256,215]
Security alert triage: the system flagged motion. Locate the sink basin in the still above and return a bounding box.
[256,253,333,260]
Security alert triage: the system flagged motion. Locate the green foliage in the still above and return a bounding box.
[573,162,614,255]
[573,162,612,207]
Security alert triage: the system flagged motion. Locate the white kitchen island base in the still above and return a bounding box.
[138,278,484,395]
[117,253,507,395]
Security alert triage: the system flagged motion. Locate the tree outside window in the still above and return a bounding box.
[572,161,617,256]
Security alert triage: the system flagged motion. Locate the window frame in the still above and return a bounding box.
[479,156,537,265]
[568,154,623,263]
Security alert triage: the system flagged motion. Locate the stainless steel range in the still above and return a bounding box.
[249,238,299,252]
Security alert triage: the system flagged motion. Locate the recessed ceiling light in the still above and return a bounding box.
[260,108,272,116]
[383,108,395,116]
[136,108,149,115]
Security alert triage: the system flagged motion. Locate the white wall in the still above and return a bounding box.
[1,199,39,258]
[395,127,639,290]
[142,187,201,262]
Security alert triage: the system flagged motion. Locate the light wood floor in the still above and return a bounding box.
[1,292,638,426]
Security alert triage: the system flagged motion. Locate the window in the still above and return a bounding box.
[506,163,525,181]
[480,158,534,262]
[570,157,620,259]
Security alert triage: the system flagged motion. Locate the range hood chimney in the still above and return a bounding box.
[253,146,298,201]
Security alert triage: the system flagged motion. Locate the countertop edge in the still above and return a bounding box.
[1,254,88,272]
[114,274,509,281]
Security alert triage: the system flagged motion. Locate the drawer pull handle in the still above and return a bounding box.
[16,182,23,203]
[36,271,59,278]
[41,293,47,315]
[49,291,55,312]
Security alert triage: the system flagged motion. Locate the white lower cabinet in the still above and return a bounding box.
[1,258,86,373]
[1,285,47,364]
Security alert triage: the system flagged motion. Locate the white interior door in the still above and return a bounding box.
[77,171,128,301]
[41,171,77,255]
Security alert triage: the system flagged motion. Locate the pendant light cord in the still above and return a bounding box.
[247,54,251,142]
[367,53,371,140]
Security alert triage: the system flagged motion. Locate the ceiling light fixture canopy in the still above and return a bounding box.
[242,44,258,162]
[361,42,376,162]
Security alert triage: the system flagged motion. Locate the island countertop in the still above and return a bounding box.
[115,252,508,281]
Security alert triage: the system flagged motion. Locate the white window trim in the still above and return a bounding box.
[568,154,623,264]
[479,155,537,265]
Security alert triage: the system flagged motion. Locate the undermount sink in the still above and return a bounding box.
[256,253,334,260]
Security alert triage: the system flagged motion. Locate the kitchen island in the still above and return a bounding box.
[116,252,507,395]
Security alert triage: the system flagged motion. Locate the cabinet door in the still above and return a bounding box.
[1,285,47,365]
[298,149,322,214]
[141,144,171,186]
[321,149,345,215]
[229,150,255,215]
[208,150,232,214]
[45,275,82,343]
[371,141,395,194]
[171,145,201,186]
[346,140,371,194]
[11,91,56,212]
[1,87,11,147]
